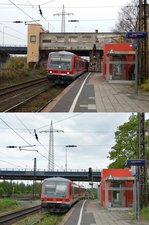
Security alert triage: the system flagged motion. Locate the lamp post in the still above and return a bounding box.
[65,145,77,171]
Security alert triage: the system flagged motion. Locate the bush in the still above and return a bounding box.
[140,205,149,220]
[141,78,149,91]
[0,187,5,197]
[5,57,27,70]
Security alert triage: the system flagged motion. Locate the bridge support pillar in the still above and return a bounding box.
[0,53,9,68]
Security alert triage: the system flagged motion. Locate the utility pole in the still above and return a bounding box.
[137,113,147,208]
[54,5,73,32]
[40,121,64,171]
[33,157,36,200]
[138,0,148,83]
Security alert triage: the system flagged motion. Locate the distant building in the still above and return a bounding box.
[27,23,125,68]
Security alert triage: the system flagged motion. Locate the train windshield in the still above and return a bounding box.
[49,54,72,70]
[44,181,68,197]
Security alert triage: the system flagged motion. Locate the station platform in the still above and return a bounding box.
[42,72,149,112]
[59,200,149,225]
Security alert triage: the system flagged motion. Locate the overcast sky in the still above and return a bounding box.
[0,112,141,172]
[0,0,142,46]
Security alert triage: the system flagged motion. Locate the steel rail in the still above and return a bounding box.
[0,77,48,97]
[0,205,41,225]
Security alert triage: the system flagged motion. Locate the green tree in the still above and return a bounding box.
[0,187,5,197]
[107,114,149,168]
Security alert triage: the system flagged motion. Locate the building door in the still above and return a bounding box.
[112,63,125,80]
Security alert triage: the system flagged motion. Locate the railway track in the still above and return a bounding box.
[0,77,65,112]
[0,77,48,97]
[0,205,41,225]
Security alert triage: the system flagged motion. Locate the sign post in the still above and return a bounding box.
[125,159,146,220]
[126,32,148,39]
[126,32,148,94]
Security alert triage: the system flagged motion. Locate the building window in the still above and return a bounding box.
[68,36,78,42]
[56,36,65,42]
[30,35,36,43]
[42,40,51,43]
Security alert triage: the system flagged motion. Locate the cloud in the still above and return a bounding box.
[0,112,135,171]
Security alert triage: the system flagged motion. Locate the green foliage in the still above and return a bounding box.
[140,205,149,220]
[36,215,62,225]
[0,187,4,196]
[141,78,149,92]
[0,198,19,211]
[0,181,41,197]
[108,114,149,168]
[87,188,98,199]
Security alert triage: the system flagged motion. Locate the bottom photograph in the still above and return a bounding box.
[0,112,148,225]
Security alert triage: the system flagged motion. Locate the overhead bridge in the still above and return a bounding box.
[0,46,27,55]
[0,170,101,182]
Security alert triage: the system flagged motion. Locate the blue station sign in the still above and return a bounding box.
[126,32,148,39]
[125,159,146,167]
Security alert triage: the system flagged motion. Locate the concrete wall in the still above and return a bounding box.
[27,23,124,65]
[27,23,45,65]
[40,32,122,51]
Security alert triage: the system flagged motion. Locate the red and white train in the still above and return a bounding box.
[41,177,85,213]
[46,51,88,84]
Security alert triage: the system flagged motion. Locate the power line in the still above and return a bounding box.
[0,159,26,169]
[8,0,40,24]
[0,149,31,169]
[0,117,64,170]
[40,0,57,6]
[40,120,64,171]
[0,118,48,161]
[0,3,136,8]
[54,4,73,32]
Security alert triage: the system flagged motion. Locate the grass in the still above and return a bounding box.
[0,198,20,213]
[36,214,62,225]
[140,205,149,220]
[140,78,149,91]
[14,212,63,225]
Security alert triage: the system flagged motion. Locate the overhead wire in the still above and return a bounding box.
[0,149,31,169]
[0,159,26,169]
[8,0,40,23]
[0,116,64,170]
[40,0,57,6]
[0,118,48,161]
[25,0,56,31]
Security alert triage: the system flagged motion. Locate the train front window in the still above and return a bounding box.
[49,55,72,70]
[44,181,68,197]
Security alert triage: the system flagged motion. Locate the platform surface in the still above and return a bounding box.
[42,73,149,112]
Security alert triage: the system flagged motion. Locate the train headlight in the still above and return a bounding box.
[50,71,52,73]
[67,72,70,74]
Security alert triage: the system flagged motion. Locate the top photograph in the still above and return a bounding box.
[0,0,149,112]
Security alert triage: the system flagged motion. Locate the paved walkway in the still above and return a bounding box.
[90,73,149,112]
[58,200,149,225]
[87,200,149,225]
[43,72,149,112]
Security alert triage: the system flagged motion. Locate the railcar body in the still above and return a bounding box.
[41,177,85,213]
[46,51,88,84]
